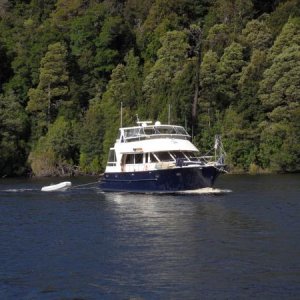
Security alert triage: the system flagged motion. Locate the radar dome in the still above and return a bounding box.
[155,121,161,126]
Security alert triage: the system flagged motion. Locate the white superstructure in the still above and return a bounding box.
[105,121,221,173]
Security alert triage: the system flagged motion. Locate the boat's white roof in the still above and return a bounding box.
[115,136,198,153]
[112,122,197,153]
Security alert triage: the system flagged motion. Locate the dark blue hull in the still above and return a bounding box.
[100,166,221,193]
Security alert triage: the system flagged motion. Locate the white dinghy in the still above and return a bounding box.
[41,181,72,192]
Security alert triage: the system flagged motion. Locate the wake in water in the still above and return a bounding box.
[1,188,40,193]
[1,185,232,195]
[176,187,232,195]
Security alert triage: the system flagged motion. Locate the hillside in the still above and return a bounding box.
[0,0,299,176]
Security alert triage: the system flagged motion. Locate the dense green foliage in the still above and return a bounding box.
[0,0,299,176]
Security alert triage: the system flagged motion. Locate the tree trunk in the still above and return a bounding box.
[192,52,201,131]
[47,82,51,126]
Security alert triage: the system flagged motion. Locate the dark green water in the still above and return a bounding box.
[0,174,299,299]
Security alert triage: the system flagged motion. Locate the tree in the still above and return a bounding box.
[69,3,108,99]
[120,50,143,111]
[51,0,87,29]
[0,42,12,91]
[259,120,300,172]
[199,49,219,128]
[143,30,189,121]
[0,91,29,176]
[258,40,300,171]
[27,42,69,138]
[188,24,202,128]
[221,107,258,172]
[206,23,231,56]
[216,42,246,108]
[204,0,253,36]
[0,0,9,19]
[259,45,300,116]
[124,0,155,29]
[241,19,273,52]
[267,0,300,36]
[94,15,134,85]
[29,116,78,176]
[238,49,267,121]
[136,0,207,62]
[267,17,300,62]
[30,0,56,23]
[79,99,105,174]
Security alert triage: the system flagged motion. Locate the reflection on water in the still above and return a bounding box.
[0,174,300,299]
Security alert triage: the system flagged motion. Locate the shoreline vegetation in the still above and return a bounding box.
[0,0,299,178]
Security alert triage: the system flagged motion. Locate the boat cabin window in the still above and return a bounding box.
[107,149,117,166]
[124,128,141,138]
[174,127,188,135]
[125,153,143,164]
[135,153,143,164]
[147,153,158,163]
[155,126,177,134]
[184,152,200,161]
[155,152,173,162]
[170,151,186,159]
[143,127,156,135]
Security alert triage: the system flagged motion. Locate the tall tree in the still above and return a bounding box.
[79,99,105,173]
[27,42,69,138]
[0,91,29,176]
[143,30,189,121]
[204,0,253,36]
[206,23,231,56]
[258,27,300,172]
[267,0,300,36]
[188,24,202,128]
[0,42,12,91]
[199,49,218,128]
[216,42,246,108]
[69,3,108,103]
[241,19,273,52]
[267,16,300,62]
[94,15,134,89]
[29,116,78,176]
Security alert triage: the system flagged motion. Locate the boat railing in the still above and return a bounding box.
[120,125,190,143]
[124,133,190,142]
[196,155,215,163]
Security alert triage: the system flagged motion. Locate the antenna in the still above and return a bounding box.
[136,114,140,123]
[168,104,171,125]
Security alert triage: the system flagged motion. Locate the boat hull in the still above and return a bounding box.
[100,166,221,193]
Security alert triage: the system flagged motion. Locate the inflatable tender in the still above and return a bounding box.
[41,181,72,192]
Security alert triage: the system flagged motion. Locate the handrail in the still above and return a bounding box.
[123,133,190,142]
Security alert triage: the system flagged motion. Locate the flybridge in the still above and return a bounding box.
[118,121,190,143]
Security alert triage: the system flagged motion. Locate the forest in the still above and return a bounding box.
[0,0,299,177]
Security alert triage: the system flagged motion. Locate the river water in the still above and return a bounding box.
[0,174,299,299]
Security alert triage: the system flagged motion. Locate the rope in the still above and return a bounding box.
[71,181,100,189]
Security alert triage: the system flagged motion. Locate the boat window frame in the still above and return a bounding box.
[184,151,200,161]
[154,151,174,162]
[169,151,187,160]
[107,148,117,166]
[125,153,144,165]
[147,153,159,163]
